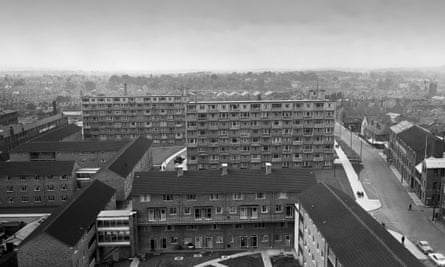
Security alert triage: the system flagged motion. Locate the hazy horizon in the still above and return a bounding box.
[1,0,445,72]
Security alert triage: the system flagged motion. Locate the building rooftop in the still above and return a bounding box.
[30,124,81,142]
[21,180,115,247]
[97,210,135,218]
[0,161,76,176]
[187,99,333,104]
[11,140,129,153]
[397,125,443,159]
[106,136,152,178]
[298,183,423,267]
[415,156,445,173]
[132,168,316,195]
[390,120,413,134]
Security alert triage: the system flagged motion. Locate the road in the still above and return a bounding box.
[336,123,445,254]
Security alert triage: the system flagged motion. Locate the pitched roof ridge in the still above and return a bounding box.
[322,183,407,267]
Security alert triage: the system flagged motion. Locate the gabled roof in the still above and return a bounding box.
[397,125,443,158]
[21,180,115,247]
[107,136,152,178]
[298,183,423,267]
[0,161,76,176]
[31,124,81,142]
[11,140,128,153]
[132,168,316,195]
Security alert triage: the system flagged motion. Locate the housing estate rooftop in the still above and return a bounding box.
[132,168,316,195]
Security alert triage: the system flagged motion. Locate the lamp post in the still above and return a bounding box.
[350,126,353,149]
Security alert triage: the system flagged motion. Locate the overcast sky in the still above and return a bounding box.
[1,0,444,72]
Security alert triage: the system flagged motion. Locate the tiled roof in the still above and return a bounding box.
[21,180,115,247]
[132,168,316,195]
[11,140,129,153]
[0,161,75,176]
[107,136,152,178]
[397,125,443,158]
[31,124,81,142]
[298,183,423,267]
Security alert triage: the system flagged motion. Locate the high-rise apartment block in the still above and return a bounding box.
[186,99,335,170]
[81,95,188,145]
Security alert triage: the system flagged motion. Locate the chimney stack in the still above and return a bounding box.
[221,163,228,176]
[124,83,128,96]
[52,100,57,115]
[176,166,184,177]
[265,162,272,175]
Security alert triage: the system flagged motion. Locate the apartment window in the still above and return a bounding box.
[186,194,196,201]
[48,195,55,201]
[216,236,224,243]
[20,176,26,180]
[20,185,27,192]
[275,204,283,213]
[7,197,14,203]
[232,193,243,200]
[170,236,178,244]
[47,184,54,191]
[261,205,269,213]
[163,194,174,201]
[6,186,13,193]
[35,196,42,202]
[229,206,237,214]
[34,185,41,192]
[278,192,289,199]
[216,206,223,214]
[34,175,40,180]
[184,207,191,215]
[240,206,259,219]
[140,194,151,202]
[21,196,29,203]
[148,208,167,221]
[285,206,294,217]
[235,224,243,229]
[169,207,177,215]
[194,207,212,220]
[60,184,68,191]
[274,234,282,242]
[256,192,265,199]
[61,195,68,201]
[166,225,175,231]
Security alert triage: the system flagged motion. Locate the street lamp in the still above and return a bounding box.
[349,126,353,149]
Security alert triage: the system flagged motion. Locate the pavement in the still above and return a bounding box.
[194,249,288,267]
[336,123,445,255]
[334,140,381,211]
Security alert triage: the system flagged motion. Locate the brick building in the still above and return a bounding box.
[81,95,188,145]
[9,140,128,168]
[0,110,18,126]
[415,157,445,206]
[17,180,116,267]
[295,183,423,267]
[0,161,78,210]
[186,99,335,170]
[132,165,316,253]
[94,136,152,204]
[0,113,68,160]
[388,120,444,191]
[30,124,82,142]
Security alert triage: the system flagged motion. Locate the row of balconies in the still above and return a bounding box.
[136,214,294,225]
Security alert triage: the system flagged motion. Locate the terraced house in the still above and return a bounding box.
[131,165,316,252]
[186,98,335,170]
[81,95,188,145]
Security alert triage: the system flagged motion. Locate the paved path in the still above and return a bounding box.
[194,249,286,267]
[336,123,445,254]
[334,141,381,211]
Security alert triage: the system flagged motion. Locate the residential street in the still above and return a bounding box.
[336,123,445,254]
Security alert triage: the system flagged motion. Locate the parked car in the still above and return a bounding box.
[417,240,433,254]
[429,253,445,266]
